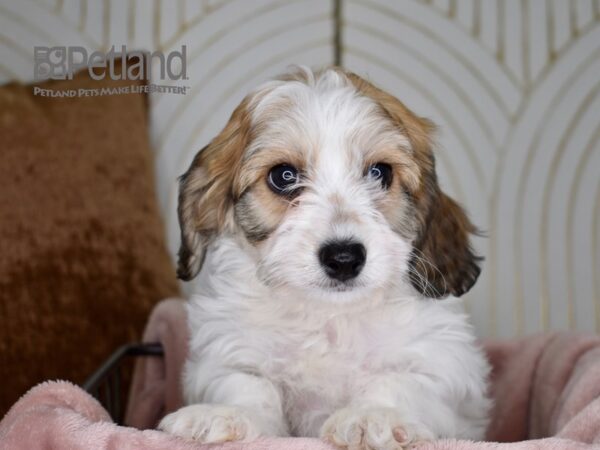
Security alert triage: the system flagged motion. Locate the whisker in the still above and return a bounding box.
[406,262,444,298]
[409,248,448,296]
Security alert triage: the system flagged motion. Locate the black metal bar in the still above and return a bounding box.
[82,342,164,394]
[113,365,121,423]
[104,378,112,417]
[333,0,343,66]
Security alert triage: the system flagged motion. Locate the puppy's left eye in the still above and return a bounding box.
[367,163,393,189]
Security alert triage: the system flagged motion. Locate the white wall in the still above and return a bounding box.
[1,0,598,338]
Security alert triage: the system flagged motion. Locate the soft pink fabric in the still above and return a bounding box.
[125,298,189,429]
[1,298,599,450]
[0,381,332,450]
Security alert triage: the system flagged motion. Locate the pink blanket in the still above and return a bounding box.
[1,298,600,450]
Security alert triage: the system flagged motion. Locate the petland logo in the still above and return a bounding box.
[34,45,187,81]
[32,45,189,97]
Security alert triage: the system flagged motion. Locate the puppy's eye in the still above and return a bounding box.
[267,164,300,195]
[367,163,393,189]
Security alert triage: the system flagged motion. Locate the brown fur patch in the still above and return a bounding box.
[177,96,254,280]
[234,180,290,243]
[410,193,482,297]
[234,145,308,243]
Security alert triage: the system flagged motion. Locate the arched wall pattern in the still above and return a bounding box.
[0,0,597,338]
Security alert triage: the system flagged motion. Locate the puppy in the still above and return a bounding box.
[159,67,491,449]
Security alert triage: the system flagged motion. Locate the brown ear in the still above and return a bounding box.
[343,69,481,298]
[409,188,482,298]
[177,98,252,281]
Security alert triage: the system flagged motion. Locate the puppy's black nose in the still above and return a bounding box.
[318,241,366,282]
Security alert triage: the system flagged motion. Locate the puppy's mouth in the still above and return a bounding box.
[319,278,363,293]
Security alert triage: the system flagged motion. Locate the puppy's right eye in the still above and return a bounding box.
[267,164,299,196]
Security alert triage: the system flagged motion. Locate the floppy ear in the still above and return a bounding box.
[409,186,482,298]
[343,69,481,298]
[176,98,252,281]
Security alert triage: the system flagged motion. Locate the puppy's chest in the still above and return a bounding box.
[257,317,404,399]
[270,324,356,376]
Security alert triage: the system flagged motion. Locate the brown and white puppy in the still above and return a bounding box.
[159,67,490,450]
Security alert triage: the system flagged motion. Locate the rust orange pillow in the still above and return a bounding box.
[0,60,180,415]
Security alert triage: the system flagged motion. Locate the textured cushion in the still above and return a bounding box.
[0,60,180,415]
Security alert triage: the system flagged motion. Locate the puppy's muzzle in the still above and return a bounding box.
[318,241,366,282]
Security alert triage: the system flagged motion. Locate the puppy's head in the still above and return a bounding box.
[178,67,481,301]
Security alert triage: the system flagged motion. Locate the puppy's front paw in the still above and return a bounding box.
[158,404,262,443]
[320,407,431,450]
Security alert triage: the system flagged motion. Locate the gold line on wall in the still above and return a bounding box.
[29,0,49,8]
[521,0,531,88]
[0,28,39,65]
[348,21,499,150]
[547,0,556,60]
[490,126,522,336]
[510,20,600,122]
[512,45,600,331]
[569,0,578,38]
[153,0,160,50]
[488,217,498,336]
[496,0,527,89]
[448,0,457,18]
[128,0,135,43]
[178,0,186,30]
[0,3,60,47]
[539,83,600,329]
[496,0,505,63]
[348,0,518,117]
[12,0,100,51]
[155,0,326,144]
[565,122,600,330]
[103,0,110,51]
[594,182,600,332]
[80,0,87,32]
[472,0,481,37]
[159,0,302,62]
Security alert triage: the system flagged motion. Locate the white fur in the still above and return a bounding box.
[159,68,491,449]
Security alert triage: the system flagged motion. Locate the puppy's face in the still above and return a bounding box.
[178,68,481,301]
